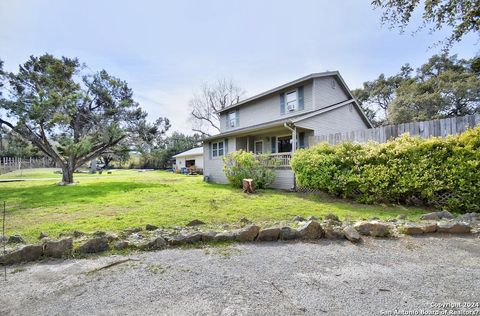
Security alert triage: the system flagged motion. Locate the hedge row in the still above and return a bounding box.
[291,127,480,213]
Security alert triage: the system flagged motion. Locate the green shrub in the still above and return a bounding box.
[291,127,480,213]
[223,150,277,189]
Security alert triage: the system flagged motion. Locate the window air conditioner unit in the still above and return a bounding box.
[287,103,296,111]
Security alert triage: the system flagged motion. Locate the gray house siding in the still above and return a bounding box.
[313,77,350,110]
[220,81,313,132]
[203,136,236,184]
[295,103,368,135]
[271,169,295,190]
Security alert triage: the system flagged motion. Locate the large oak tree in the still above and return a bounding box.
[354,54,480,125]
[373,0,480,50]
[0,54,166,183]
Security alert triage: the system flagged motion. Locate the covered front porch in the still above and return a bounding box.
[233,124,313,168]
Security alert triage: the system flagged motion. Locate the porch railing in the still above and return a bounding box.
[266,152,292,168]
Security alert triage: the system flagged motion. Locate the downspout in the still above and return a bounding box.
[283,122,297,191]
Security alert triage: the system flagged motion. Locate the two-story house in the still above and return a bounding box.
[203,71,372,190]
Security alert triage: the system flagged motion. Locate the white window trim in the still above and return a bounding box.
[228,111,237,128]
[254,140,264,154]
[286,89,298,112]
[211,140,225,159]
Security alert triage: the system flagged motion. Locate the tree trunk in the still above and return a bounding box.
[242,179,254,194]
[61,165,74,184]
[103,157,112,169]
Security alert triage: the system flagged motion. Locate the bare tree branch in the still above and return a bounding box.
[188,78,244,136]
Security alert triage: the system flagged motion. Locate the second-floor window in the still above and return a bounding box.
[228,111,236,128]
[286,90,297,112]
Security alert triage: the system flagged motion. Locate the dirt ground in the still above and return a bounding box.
[1,235,479,316]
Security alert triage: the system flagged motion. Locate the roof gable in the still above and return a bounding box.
[218,71,342,114]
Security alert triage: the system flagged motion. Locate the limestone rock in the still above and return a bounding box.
[114,241,130,250]
[145,224,159,231]
[43,238,73,258]
[457,212,478,222]
[437,222,471,234]
[343,226,361,243]
[182,232,203,243]
[297,221,323,239]
[7,235,25,244]
[419,212,440,221]
[239,217,252,225]
[235,225,260,242]
[72,230,85,238]
[354,221,391,237]
[123,227,142,236]
[168,233,203,246]
[257,228,281,241]
[306,216,319,221]
[145,237,168,250]
[105,233,119,242]
[401,223,424,235]
[292,215,305,222]
[153,228,165,236]
[200,231,217,242]
[214,232,236,242]
[438,210,454,219]
[93,231,107,237]
[324,225,344,239]
[78,237,109,253]
[278,227,298,240]
[420,210,454,221]
[129,233,144,240]
[324,213,340,223]
[421,222,438,233]
[0,245,43,265]
[186,219,205,227]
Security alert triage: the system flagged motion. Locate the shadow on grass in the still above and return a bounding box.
[207,183,431,218]
[1,181,171,212]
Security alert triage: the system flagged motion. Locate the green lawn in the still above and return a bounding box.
[0,169,434,242]
[0,168,130,179]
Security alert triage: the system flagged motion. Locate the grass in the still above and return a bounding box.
[0,168,434,242]
[0,168,132,179]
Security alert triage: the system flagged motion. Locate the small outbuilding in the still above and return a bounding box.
[172,147,204,173]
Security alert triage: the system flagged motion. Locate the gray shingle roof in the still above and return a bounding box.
[172,147,203,158]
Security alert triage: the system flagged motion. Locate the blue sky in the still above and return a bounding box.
[1,0,478,133]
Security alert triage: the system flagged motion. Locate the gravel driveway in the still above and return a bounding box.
[1,235,479,316]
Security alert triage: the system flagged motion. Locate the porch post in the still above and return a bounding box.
[291,128,297,153]
[283,122,297,154]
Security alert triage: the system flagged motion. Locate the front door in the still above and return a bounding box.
[277,136,292,153]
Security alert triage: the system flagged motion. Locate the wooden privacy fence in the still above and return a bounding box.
[0,157,58,174]
[309,114,480,145]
